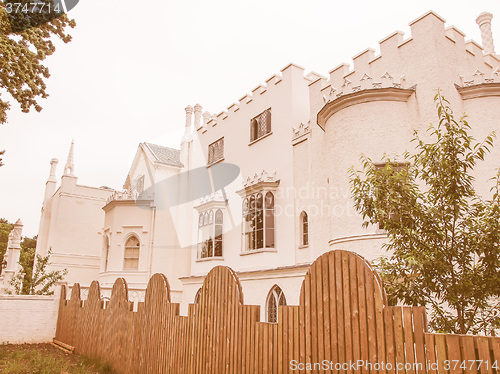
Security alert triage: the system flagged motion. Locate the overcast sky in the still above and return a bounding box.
[2,0,500,237]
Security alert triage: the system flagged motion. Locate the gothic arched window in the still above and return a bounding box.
[242,191,275,251]
[250,108,271,142]
[124,235,140,270]
[198,209,223,259]
[266,285,286,323]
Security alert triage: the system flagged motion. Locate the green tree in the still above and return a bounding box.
[0,1,75,123]
[0,1,75,165]
[17,235,36,294]
[349,93,500,335]
[9,247,67,295]
[0,217,14,267]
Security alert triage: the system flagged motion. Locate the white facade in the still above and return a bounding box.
[35,142,115,286]
[36,11,500,322]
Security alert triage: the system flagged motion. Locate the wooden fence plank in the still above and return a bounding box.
[412,307,426,374]
[384,308,396,374]
[425,334,438,374]
[445,335,462,374]
[403,307,416,374]
[393,307,406,374]
[477,337,493,374]
[435,334,449,374]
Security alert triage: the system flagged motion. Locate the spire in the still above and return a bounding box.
[64,139,75,177]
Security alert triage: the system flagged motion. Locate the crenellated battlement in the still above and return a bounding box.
[310,10,500,113]
[196,63,309,134]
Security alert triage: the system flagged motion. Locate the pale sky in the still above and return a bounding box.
[2,0,500,237]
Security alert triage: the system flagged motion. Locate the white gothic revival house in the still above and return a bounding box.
[35,11,500,321]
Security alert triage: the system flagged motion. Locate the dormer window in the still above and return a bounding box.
[208,137,224,165]
[250,108,271,143]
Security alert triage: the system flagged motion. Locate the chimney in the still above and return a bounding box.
[182,105,194,143]
[476,12,496,55]
[193,103,202,129]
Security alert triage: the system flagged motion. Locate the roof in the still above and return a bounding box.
[143,142,183,168]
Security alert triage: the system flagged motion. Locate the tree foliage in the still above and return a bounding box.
[9,247,67,295]
[16,234,36,294]
[0,1,75,124]
[0,217,14,265]
[350,93,500,335]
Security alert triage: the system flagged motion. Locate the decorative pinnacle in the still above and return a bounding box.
[185,105,194,129]
[202,111,211,129]
[63,139,75,177]
[476,12,495,55]
[48,158,58,182]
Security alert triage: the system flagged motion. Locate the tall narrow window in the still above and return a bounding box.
[300,211,308,246]
[242,191,275,251]
[214,209,223,257]
[124,235,140,270]
[266,285,286,323]
[104,236,110,271]
[265,192,275,248]
[198,209,223,259]
[250,108,271,142]
[208,137,224,165]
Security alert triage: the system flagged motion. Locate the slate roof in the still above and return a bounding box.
[143,142,183,168]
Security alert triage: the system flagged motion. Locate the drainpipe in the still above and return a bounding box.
[148,204,156,279]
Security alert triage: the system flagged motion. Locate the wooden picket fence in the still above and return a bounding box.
[55,250,500,373]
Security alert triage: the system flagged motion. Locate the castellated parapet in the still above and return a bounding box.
[309,10,500,117]
[198,63,315,134]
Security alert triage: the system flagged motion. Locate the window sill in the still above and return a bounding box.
[248,132,273,146]
[240,248,276,256]
[298,244,309,249]
[196,256,224,262]
[207,158,225,167]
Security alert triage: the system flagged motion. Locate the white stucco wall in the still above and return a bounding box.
[0,294,60,344]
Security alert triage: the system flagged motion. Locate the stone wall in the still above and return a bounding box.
[0,285,63,344]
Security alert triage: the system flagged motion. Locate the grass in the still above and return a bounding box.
[0,343,115,374]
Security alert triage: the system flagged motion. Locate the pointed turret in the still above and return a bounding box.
[61,139,77,192]
[64,139,75,177]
